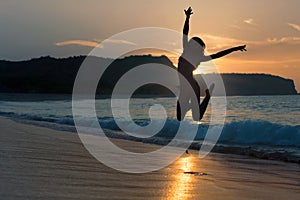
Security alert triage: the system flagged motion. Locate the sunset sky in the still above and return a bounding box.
[0,0,299,91]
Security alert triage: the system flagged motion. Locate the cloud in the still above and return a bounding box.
[55,40,101,48]
[55,39,137,48]
[230,18,258,29]
[267,37,300,44]
[102,39,137,46]
[243,18,256,25]
[287,23,300,32]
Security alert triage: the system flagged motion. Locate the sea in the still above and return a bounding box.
[0,94,299,163]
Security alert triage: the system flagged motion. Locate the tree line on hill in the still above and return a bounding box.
[0,55,297,96]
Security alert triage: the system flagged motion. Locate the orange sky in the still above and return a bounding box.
[0,0,299,91]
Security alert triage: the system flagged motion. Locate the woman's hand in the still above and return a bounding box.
[184,7,193,17]
[235,45,247,52]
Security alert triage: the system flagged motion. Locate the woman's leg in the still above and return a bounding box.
[177,75,193,121]
[199,83,215,120]
[177,93,190,121]
[190,79,201,121]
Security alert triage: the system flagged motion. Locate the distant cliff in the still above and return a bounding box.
[0,56,297,96]
[196,73,297,96]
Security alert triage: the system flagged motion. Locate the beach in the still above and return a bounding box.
[1,117,299,199]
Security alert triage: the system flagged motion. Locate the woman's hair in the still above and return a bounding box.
[190,37,206,49]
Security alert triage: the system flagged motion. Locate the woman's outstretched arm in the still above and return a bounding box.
[182,7,193,49]
[202,45,247,61]
[210,45,246,59]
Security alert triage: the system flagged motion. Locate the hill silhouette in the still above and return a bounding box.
[0,55,297,96]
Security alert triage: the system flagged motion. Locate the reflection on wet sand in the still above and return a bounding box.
[166,155,203,199]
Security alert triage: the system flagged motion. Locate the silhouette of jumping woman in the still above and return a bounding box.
[177,7,246,121]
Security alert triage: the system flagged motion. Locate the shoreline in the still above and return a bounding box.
[1,117,300,199]
[2,114,300,164]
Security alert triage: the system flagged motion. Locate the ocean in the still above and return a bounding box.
[0,94,299,163]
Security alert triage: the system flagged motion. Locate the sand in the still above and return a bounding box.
[1,117,300,200]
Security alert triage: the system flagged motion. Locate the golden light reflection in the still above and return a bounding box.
[166,155,197,200]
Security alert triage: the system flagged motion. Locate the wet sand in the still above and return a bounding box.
[1,117,300,199]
